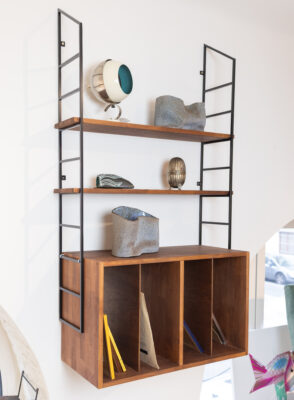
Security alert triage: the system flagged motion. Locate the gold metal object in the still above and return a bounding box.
[168,157,186,190]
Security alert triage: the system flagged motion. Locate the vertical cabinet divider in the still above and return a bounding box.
[103,264,141,380]
[141,261,183,366]
[184,258,213,364]
[179,260,184,366]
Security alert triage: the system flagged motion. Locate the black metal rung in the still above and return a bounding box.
[60,157,80,163]
[60,286,81,298]
[60,254,81,263]
[59,53,80,68]
[201,194,231,197]
[59,87,80,100]
[205,44,236,61]
[22,373,38,392]
[206,110,232,118]
[205,82,233,93]
[203,166,231,171]
[58,9,81,25]
[204,137,232,145]
[60,317,81,332]
[60,224,80,229]
[202,221,229,226]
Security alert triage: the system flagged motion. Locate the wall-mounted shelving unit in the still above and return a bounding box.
[55,9,248,389]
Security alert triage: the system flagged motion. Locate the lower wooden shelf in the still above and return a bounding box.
[183,343,246,367]
[54,188,231,196]
[60,245,249,388]
[103,345,246,388]
[103,355,178,387]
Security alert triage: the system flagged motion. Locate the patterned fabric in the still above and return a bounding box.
[250,352,294,393]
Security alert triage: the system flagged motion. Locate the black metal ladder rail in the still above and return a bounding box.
[198,44,236,249]
[58,9,84,333]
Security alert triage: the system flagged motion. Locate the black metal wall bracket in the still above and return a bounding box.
[198,44,236,249]
[57,9,84,333]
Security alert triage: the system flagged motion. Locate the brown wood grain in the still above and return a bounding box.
[102,348,246,388]
[64,245,248,266]
[141,262,182,365]
[103,354,178,387]
[184,259,213,357]
[53,187,231,196]
[61,259,80,327]
[61,258,101,387]
[54,117,231,143]
[60,246,249,389]
[179,261,184,366]
[97,263,104,388]
[103,265,140,374]
[183,343,245,369]
[213,256,249,352]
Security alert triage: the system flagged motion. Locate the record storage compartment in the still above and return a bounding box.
[60,245,249,388]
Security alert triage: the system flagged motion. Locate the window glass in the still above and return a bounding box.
[264,229,294,328]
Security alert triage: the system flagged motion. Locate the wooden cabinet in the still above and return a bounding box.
[61,245,249,388]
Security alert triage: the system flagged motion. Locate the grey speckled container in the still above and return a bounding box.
[154,95,206,130]
[112,206,159,258]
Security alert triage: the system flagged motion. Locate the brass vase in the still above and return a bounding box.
[168,157,186,190]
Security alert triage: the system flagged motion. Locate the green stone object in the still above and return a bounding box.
[96,174,134,189]
[275,382,287,400]
[285,285,294,348]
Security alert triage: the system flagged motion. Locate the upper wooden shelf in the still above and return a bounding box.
[54,188,230,196]
[54,117,231,143]
[64,245,248,264]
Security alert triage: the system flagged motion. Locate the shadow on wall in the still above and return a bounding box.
[0,306,48,400]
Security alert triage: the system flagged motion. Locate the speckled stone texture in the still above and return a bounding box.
[112,206,159,258]
[154,95,206,130]
[96,174,134,189]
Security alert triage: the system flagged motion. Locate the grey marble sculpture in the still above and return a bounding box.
[112,206,159,257]
[96,174,134,189]
[154,95,206,130]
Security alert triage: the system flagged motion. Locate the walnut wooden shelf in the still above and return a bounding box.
[55,117,231,143]
[61,245,249,388]
[54,188,231,196]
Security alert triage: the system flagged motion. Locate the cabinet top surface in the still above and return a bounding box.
[64,245,248,266]
[55,117,232,143]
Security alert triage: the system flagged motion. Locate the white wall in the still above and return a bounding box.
[1,0,294,399]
